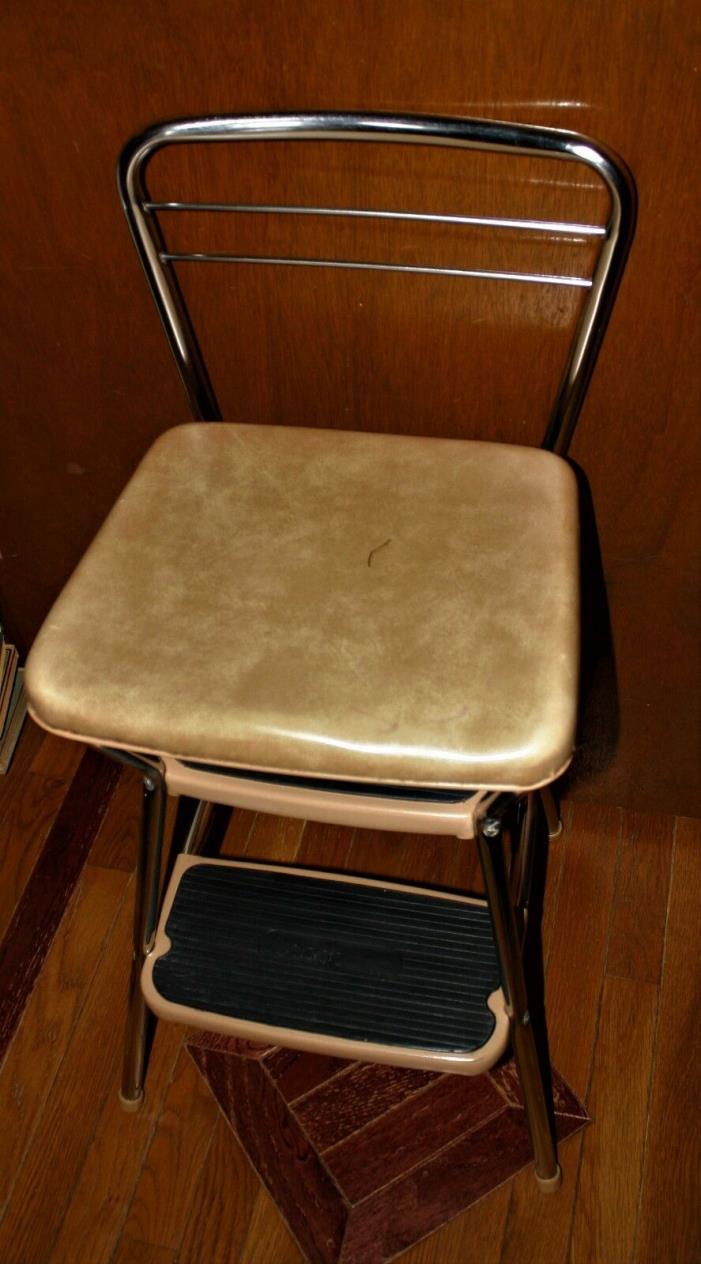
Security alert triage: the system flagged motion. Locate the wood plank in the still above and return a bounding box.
[398,833,480,892]
[0,747,121,1061]
[111,1236,177,1264]
[295,819,355,869]
[177,1115,260,1264]
[119,1048,220,1252]
[0,770,75,942]
[89,764,142,870]
[400,1185,511,1264]
[218,806,258,857]
[540,810,569,972]
[0,719,44,821]
[542,803,622,1098]
[244,813,305,864]
[345,829,408,879]
[570,974,658,1264]
[28,731,84,781]
[294,1062,437,1153]
[0,875,133,1263]
[49,1020,186,1264]
[190,1046,346,1264]
[323,1071,505,1204]
[265,1047,352,1104]
[339,1108,534,1264]
[0,864,128,1207]
[607,811,674,983]
[498,1133,584,1264]
[634,817,701,1264]
[240,1188,305,1264]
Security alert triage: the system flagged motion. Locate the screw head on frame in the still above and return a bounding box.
[482,817,501,838]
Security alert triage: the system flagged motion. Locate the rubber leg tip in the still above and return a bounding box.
[535,1164,562,1193]
[118,1089,144,1113]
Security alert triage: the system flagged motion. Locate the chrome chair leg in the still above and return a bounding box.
[181,798,215,855]
[539,784,562,838]
[119,765,167,1110]
[477,810,561,1190]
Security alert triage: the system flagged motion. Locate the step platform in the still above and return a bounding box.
[143,857,509,1074]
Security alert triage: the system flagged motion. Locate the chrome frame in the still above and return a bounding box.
[113,113,636,1183]
[477,798,560,1187]
[102,747,212,1107]
[118,110,636,453]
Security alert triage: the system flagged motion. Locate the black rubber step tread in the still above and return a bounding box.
[180,760,475,803]
[152,864,502,1054]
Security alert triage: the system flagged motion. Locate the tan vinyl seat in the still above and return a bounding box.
[26,421,579,792]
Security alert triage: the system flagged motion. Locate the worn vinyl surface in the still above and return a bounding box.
[26,423,579,790]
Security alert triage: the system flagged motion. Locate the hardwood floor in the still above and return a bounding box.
[0,720,698,1264]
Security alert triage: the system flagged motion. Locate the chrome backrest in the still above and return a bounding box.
[118,112,636,455]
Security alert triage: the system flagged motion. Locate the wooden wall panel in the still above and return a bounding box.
[0,0,698,813]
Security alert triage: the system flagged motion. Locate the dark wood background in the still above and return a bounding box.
[1,0,698,814]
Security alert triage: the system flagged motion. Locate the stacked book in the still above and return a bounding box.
[0,624,27,774]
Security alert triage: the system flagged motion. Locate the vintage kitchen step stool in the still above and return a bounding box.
[25,111,635,1193]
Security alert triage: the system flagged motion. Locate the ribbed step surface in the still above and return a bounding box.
[150,862,502,1055]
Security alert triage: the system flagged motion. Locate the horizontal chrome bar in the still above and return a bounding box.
[159,250,592,288]
[144,201,605,238]
[119,111,636,442]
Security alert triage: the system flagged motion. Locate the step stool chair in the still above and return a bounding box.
[26,112,635,1192]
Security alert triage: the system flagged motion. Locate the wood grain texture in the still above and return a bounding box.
[219,807,258,857]
[571,974,659,1264]
[322,1071,505,1203]
[0,729,84,941]
[607,812,674,983]
[188,1038,588,1264]
[339,1109,535,1264]
[240,1188,305,1264]
[49,1019,186,1264]
[0,747,121,1061]
[0,875,133,1263]
[539,804,570,971]
[120,1049,220,1252]
[543,803,621,1097]
[634,817,701,1264]
[111,1238,177,1264]
[178,1115,260,1264]
[189,1046,347,1264]
[345,828,409,879]
[400,1185,512,1264]
[89,764,142,870]
[295,820,355,870]
[244,812,306,864]
[295,1062,437,1152]
[395,833,480,893]
[0,719,44,819]
[28,731,85,781]
[498,1134,584,1264]
[0,770,76,942]
[0,863,128,1207]
[266,1047,352,1104]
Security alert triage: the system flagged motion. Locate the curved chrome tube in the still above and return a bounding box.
[117,111,636,452]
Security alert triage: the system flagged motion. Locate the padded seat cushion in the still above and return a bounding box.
[26,423,579,790]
